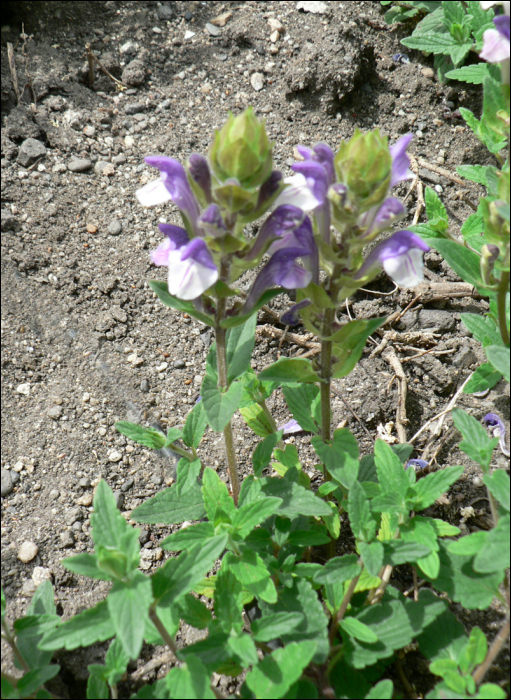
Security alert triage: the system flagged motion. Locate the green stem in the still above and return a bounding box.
[215,291,240,506]
[167,443,195,461]
[328,565,363,646]
[148,607,178,654]
[320,308,336,464]
[258,399,285,448]
[2,619,31,673]
[496,270,510,346]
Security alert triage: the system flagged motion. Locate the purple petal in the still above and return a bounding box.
[483,413,509,457]
[494,14,510,43]
[180,238,217,271]
[274,173,323,211]
[188,153,212,204]
[356,230,430,288]
[144,156,201,232]
[480,26,511,62]
[360,197,407,238]
[199,204,227,237]
[246,204,305,261]
[389,134,413,188]
[291,160,330,205]
[256,170,284,210]
[151,237,175,266]
[278,419,304,435]
[158,223,190,249]
[280,299,312,326]
[244,247,312,312]
[406,459,428,471]
[311,143,335,184]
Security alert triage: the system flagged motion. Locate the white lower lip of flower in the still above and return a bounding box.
[275,174,322,211]
[166,250,218,300]
[383,249,424,288]
[136,178,172,207]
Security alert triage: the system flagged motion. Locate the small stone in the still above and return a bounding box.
[13,461,24,472]
[68,158,92,173]
[454,346,477,369]
[211,11,232,27]
[76,493,93,507]
[140,379,150,393]
[16,383,31,396]
[60,531,75,548]
[124,102,145,115]
[83,125,96,138]
[184,11,193,21]
[78,477,91,489]
[296,1,329,13]
[139,528,150,545]
[17,138,47,167]
[87,223,98,233]
[65,507,83,525]
[157,362,168,372]
[32,566,52,587]
[125,135,135,148]
[120,478,134,493]
[251,73,265,91]
[21,580,37,597]
[108,219,122,236]
[18,541,39,563]
[472,476,483,487]
[270,29,280,43]
[113,491,125,510]
[434,184,443,194]
[110,306,127,323]
[156,4,174,20]
[415,130,424,139]
[152,26,162,34]
[1,469,14,497]
[128,353,144,367]
[173,359,185,369]
[421,67,435,79]
[95,161,115,176]
[112,153,127,165]
[122,60,146,87]
[49,489,60,500]
[205,23,221,37]
[184,30,196,40]
[151,473,164,486]
[268,18,284,33]
[256,44,266,56]
[108,450,123,463]
[47,405,63,421]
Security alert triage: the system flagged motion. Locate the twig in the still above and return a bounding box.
[401,347,456,362]
[131,651,176,680]
[417,156,466,186]
[84,43,131,89]
[382,347,408,444]
[256,324,320,350]
[472,618,510,686]
[331,383,374,443]
[7,43,20,102]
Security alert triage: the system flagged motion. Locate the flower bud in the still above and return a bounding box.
[480,243,500,286]
[209,107,273,189]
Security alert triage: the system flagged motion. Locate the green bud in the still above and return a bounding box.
[334,129,391,213]
[209,107,273,189]
[480,244,500,287]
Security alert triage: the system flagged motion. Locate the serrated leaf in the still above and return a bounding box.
[452,408,499,470]
[160,522,215,552]
[461,314,502,347]
[463,363,503,394]
[425,186,448,223]
[444,63,494,84]
[348,481,378,542]
[401,32,459,55]
[331,318,386,378]
[485,346,510,382]
[246,641,316,699]
[201,374,243,432]
[260,474,333,517]
[484,470,510,512]
[382,540,432,565]
[17,666,60,697]
[226,314,257,383]
[178,594,212,629]
[288,530,331,547]
[251,612,305,643]
[107,572,152,659]
[214,567,245,635]
[132,483,206,524]
[149,280,213,325]
[424,239,484,290]
[358,541,384,577]
[231,497,283,538]
[411,465,465,510]
[144,603,180,646]
[459,627,487,675]
[165,655,215,699]
[312,429,359,489]
[227,632,259,668]
[39,601,113,651]
[253,431,283,477]
[313,554,361,586]
[417,606,467,662]
[225,549,277,604]
[374,439,409,498]
[340,617,378,644]
[175,458,201,496]
[365,680,393,699]
[259,578,329,664]
[115,421,166,449]
[102,637,131,687]
[13,614,60,671]
[473,515,510,573]
[91,480,134,550]
[182,401,207,449]
[240,402,275,437]
[258,358,319,384]
[202,467,236,524]
[283,384,320,434]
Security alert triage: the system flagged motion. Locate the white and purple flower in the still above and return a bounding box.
[355,230,430,288]
[483,412,510,457]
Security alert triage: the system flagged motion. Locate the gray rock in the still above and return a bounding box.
[108,450,123,463]
[124,102,145,115]
[17,138,47,167]
[206,23,222,37]
[112,153,127,165]
[68,158,92,173]
[94,160,111,175]
[157,4,174,20]
[1,468,14,497]
[47,405,63,421]
[453,345,477,368]
[17,541,39,563]
[140,379,150,393]
[78,477,91,489]
[120,41,137,56]
[151,473,164,486]
[113,491,125,510]
[108,220,123,235]
[21,580,37,597]
[110,305,127,322]
[418,309,456,332]
[173,359,185,369]
[1,210,21,232]
[65,507,83,525]
[138,528,150,545]
[122,60,146,87]
[121,478,134,493]
[60,531,75,548]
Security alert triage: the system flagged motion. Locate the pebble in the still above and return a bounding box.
[95,161,115,176]
[13,461,24,472]
[16,383,31,396]
[472,476,483,487]
[108,450,123,463]
[68,158,92,172]
[434,184,443,194]
[173,359,185,369]
[415,130,424,139]
[151,473,164,486]
[32,566,52,587]
[60,531,75,548]
[139,528,150,545]
[185,11,193,21]
[156,4,174,20]
[17,138,47,167]
[268,18,284,33]
[1,468,14,497]
[113,491,125,510]
[184,30,196,40]
[47,405,63,421]
[49,489,60,500]
[128,353,144,367]
[125,135,135,148]
[251,73,265,91]
[421,67,435,79]
[124,102,145,115]
[140,379,150,392]
[157,362,168,372]
[121,478,134,493]
[211,11,232,27]
[297,0,329,13]
[122,60,146,87]
[206,23,222,37]
[65,507,83,525]
[270,30,280,43]
[83,125,96,138]
[76,493,93,507]
[152,26,162,34]
[112,153,127,165]
[18,541,39,563]
[108,220,122,235]
[453,346,477,369]
[22,580,37,597]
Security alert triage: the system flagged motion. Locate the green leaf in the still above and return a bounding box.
[258,358,318,384]
[287,530,331,547]
[365,680,394,699]
[473,515,510,573]
[17,666,60,697]
[348,481,378,542]
[374,439,409,498]
[253,431,283,477]
[259,578,329,663]
[425,239,484,290]
[452,408,499,470]
[163,427,184,448]
[484,470,510,512]
[312,428,359,489]
[485,346,510,382]
[202,467,236,524]
[160,522,215,552]
[340,617,378,644]
[132,483,206,524]
[261,474,333,517]
[401,32,460,55]
[220,289,282,328]
[103,637,131,687]
[251,612,305,643]
[61,552,113,581]
[225,549,277,604]
[175,458,201,496]
[343,590,446,668]
[382,540,432,565]
[459,627,487,675]
[416,606,467,662]
[231,497,283,538]
[457,164,494,186]
[331,318,386,378]
[90,480,136,553]
[424,540,504,609]
[240,402,275,437]
[425,186,448,224]
[226,314,257,383]
[178,594,212,629]
[39,601,113,651]
[227,632,259,668]
[165,655,215,699]
[282,384,320,434]
[14,614,60,670]
[461,314,502,347]
[201,375,243,432]
[444,63,494,84]
[182,401,207,449]
[313,554,361,586]
[27,580,55,617]
[463,363,503,394]
[114,422,165,449]
[153,535,228,607]
[411,465,465,510]
[144,604,180,646]
[149,280,213,325]
[213,567,244,635]
[246,641,316,699]
[107,572,152,659]
[358,541,384,577]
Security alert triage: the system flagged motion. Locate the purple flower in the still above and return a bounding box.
[255,170,284,210]
[358,197,407,239]
[389,134,413,188]
[136,156,201,235]
[281,299,312,326]
[188,153,213,204]
[198,204,227,237]
[355,230,430,288]
[152,223,218,300]
[267,215,319,284]
[406,459,428,471]
[246,205,306,261]
[480,14,510,62]
[278,419,304,435]
[483,413,510,457]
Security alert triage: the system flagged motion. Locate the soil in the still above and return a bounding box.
[1,1,509,697]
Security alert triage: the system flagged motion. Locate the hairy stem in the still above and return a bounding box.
[2,619,31,673]
[472,617,510,686]
[329,566,362,646]
[497,270,510,346]
[148,607,178,655]
[320,307,336,467]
